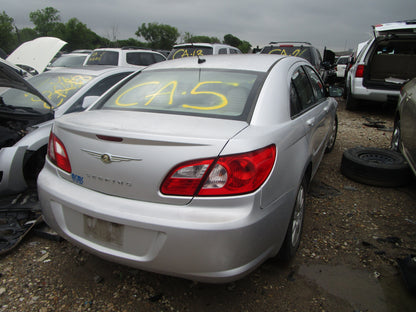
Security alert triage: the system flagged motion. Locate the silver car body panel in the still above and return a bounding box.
[38,54,338,282]
[398,78,416,175]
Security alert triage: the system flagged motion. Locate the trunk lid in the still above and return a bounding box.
[53,110,248,205]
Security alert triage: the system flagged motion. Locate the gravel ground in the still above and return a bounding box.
[1,98,416,312]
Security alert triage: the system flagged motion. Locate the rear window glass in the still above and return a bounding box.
[86,51,118,65]
[98,69,262,120]
[261,46,313,62]
[167,47,214,60]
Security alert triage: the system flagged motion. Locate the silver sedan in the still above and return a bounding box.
[38,54,338,283]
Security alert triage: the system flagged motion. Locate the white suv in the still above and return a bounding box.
[345,20,416,110]
[84,47,166,68]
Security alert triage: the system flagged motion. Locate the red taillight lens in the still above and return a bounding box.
[355,65,365,78]
[161,145,276,196]
[47,131,72,173]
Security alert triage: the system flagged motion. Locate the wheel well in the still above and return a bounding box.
[304,162,313,191]
[23,145,47,188]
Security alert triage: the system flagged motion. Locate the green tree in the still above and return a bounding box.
[223,34,242,48]
[0,11,15,53]
[29,7,61,36]
[135,22,179,50]
[238,40,252,53]
[62,18,103,50]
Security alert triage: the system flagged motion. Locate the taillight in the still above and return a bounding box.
[161,145,276,196]
[355,65,365,78]
[47,131,72,173]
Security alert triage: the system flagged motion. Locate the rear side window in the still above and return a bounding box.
[127,52,160,66]
[99,69,262,120]
[303,66,325,101]
[218,48,227,54]
[290,67,315,116]
[86,51,119,65]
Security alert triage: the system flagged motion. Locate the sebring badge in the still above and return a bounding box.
[81,149,142,164]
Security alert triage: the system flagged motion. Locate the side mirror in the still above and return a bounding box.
[82,96,100,109]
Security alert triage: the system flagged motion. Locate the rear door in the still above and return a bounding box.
[290,65,332,174]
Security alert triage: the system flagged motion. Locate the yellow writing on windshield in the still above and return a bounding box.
[183,81,227,110]
[144,81,177,105]
[25,75,92,109]
[172,48,204,59]
[115,80,241,111]
[116,81,160,106]
[268,48,306,57]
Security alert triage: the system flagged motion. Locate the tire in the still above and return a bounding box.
[341,147,412,187]
[325,115,338,153]
[279,177,306,261]
[345,88,358,110]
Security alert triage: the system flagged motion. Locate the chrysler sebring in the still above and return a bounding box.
[38,54,338,282]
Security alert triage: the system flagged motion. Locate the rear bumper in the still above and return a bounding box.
[38,160,294,283]
[351,78,400,102]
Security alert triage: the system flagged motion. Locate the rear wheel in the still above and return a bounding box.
[279,177,306,261]
[325,115,338,153]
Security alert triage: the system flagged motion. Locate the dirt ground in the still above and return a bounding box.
[1,98,416,312]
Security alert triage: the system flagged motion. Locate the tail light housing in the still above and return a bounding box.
[161,145,276,196]
[47,131,72,173]
[355,65,365,78]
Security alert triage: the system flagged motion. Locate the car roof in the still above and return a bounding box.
[373,20,416,36]
[42,65,136,76]
[144,54,291,72]
[172,43,237,48]
[91,47,161,53]
[267,41,313,46]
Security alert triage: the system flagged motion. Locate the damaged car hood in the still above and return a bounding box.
[6,37,67,75]
[0,58,54,109]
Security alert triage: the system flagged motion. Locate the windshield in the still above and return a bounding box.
[50,55,88,67]
[167,46,214,60]
[0,72,94,114]
[97,69,262,120]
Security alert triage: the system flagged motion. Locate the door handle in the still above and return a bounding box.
[306,118,315,127]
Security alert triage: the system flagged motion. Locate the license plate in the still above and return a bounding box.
[84,215,124,246]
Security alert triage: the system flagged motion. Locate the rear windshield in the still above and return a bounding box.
[261,46,313,62]
[167,46,214,60]
[98,69,263,120]
[86,51,118,65]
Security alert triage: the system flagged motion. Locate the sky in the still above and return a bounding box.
[2,0,416,53]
